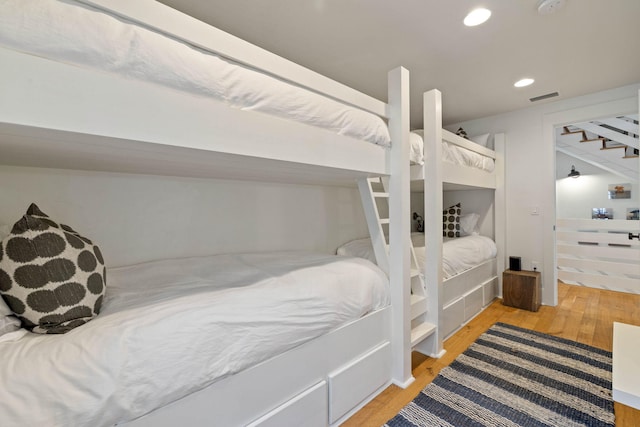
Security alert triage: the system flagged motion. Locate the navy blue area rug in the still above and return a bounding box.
[385,322,614,427]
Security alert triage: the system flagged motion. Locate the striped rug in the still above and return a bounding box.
[385,323,614,427]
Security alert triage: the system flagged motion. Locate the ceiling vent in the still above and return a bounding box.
[530,92,559,102]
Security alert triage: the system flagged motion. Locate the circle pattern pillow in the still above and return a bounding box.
[443,203,461,238]
[0,204,106,334]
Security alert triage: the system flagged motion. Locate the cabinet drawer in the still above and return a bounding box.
[328,342,390,424]
[482,277,498,306]
[442,298,465,338]
[247,381,327,427]
[464,286,483,321]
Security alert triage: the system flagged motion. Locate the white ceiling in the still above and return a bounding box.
[155,0,640,128]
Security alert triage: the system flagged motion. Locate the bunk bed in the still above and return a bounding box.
[339,90,505,357]
[0,0,417,426]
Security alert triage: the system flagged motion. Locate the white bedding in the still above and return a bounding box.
[337,233,497,279]
[0,0,391,147]
[0,252,389,427]
[409,131,495,172]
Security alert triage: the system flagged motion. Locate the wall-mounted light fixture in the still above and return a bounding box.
[413,212,424,232]
[568,165,580,178]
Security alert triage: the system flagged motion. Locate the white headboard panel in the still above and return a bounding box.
[0,166,368,268]
[443,189,495,238]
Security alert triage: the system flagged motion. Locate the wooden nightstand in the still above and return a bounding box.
[502,269,541,312]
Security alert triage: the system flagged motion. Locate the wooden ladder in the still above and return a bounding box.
[358,177,435,349]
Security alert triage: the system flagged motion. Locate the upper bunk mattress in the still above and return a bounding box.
[0,0,391,147]
[337,233,497,279]
[0,251,389,427]
[410,131,495,172]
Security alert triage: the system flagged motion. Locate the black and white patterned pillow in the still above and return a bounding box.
[0,204,106,334]
[443,203,461,238]
[455,127,469,139]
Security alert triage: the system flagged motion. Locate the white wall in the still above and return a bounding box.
[556,152,639,220]
[450,83,640,305]
[411,189,495,236]
[443,189,495,238]
[0,166,369,268]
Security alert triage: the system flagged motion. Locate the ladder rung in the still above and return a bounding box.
[379,219,390,225]
[372,191,389,198]
[411,322,436,347]
[410,295,428,319]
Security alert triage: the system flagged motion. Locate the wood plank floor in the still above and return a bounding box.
[343,282,640,427]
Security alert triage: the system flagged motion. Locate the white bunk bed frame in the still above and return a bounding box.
[0,1,418,425]
[418,89,506,351]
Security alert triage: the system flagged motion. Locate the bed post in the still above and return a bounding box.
[421,89,445,357]
[387,66,413,387]
[494,133,506,295]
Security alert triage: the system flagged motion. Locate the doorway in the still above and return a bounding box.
[543,93,640,303]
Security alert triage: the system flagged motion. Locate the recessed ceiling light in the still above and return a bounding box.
[514,78,535,88]
[464,8,492,27]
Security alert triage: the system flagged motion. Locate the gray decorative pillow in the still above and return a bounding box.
[0,225,21,336]
[443,203,461,238]
[0,204,106,334]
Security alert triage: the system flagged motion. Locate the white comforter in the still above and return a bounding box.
[0,252,389,427]
[409,131,495,172]
[442,141,495,172]
[337,233,497,279]
[0,0,390,147]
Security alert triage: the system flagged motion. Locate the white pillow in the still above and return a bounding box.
[460,213,480,236]
[409,131,424,165]
[336,237,377,265]
[0,299,20,336]
[470,133,490,147]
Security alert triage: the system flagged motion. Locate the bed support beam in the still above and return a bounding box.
[387,66,414,388]
[421,89,446,358]
[494,133,506,295]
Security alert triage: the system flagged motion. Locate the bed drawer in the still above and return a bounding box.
[442,298,465,338]
[482,276,499,306]
[464,286,484,321]
[247,381,327,427]
[443,278,465,306]
[328,341,391,424]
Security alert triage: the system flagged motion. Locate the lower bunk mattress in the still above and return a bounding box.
[337,233,497,279]
[0,251,389,427]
